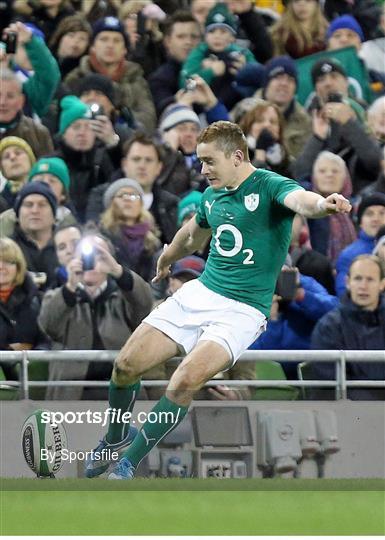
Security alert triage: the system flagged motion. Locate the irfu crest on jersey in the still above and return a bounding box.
[244,193,259,212]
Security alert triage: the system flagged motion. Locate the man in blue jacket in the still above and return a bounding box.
[335,193,385,297]
[311,254,385,400]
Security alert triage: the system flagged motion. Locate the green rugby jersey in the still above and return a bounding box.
[195,169,304,317]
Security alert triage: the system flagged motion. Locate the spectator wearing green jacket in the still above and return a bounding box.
[179,2,256,110]
[0,21,60,118]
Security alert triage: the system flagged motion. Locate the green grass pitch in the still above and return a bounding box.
[1,478,384,535]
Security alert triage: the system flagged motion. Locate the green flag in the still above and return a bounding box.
[295,46,374,107]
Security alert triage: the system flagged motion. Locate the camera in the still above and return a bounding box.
[89,103,104,119]
[80,240,95,271]
[2,32,17,54]
[275,269,298,301]
[326,92,343,103]
[228,51,241,61]
[137,10,147,35]
[308,95,322,112]
[185,78,197,92]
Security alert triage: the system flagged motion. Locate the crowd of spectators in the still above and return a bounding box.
[1,0,384,401]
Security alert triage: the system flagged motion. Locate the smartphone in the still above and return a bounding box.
[185,78,197,92]
[89,103,104,119]
[3,32,17,54]
[80,241,95,271]
[326,92,343,103]
[137,10,146,35]
[275,269,297,301]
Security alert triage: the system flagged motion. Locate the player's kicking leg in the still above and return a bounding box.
[85,323,179,478]
[108,340,232,479]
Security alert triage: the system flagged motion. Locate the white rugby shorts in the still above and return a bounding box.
[143,280,267,364]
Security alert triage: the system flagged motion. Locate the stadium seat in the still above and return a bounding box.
[253,361,299,400]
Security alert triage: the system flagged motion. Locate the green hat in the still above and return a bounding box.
[205,2,237,35]
[177,191,203,226]
[29,157,70,192]
[59,95,92,134]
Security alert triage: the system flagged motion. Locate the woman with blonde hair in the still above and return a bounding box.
[100,178,161,282]
[0,238,48,380]
[270,0,328,58]
[239,99,293,177]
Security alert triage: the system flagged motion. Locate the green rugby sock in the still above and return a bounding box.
[106,380,141,444]
[122,395,189,467]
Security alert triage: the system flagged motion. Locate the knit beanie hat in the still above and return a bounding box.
[311,58,347,86]
[357,193,385,224]
[76,73,116,106]
[159,104,201,133]
[205,2,237,35]
[326,15,364,42]
[28,157,70,192]
[170,255,205,278]
[0,137,36,166]
[264,56,298,86]
[177,190,202,225]
[14,181,57,217]
[92,16,129,49]
[103,178,145,208]
[59,95,92,134]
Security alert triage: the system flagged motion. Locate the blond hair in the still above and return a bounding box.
[270,1,328,55]
[100,204,160,253]
[0,238,27,286]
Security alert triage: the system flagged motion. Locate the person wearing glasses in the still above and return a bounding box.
[99,178,161,283]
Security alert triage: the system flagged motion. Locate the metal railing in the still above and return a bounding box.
[1,349,384,400]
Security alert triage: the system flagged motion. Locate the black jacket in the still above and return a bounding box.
[0,273,48,380]
[11,226,58,291]
[53,138,114,223]
[311,295,385,399]
[148,58,182,117]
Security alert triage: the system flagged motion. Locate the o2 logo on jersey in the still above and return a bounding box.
[244,193,259,212]
[214,224,254,265]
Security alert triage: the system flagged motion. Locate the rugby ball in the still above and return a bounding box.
[21,409,67,477]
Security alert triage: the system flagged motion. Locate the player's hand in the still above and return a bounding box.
[208,385,239,400]
[322,193,352,214]
[152,245,171,283]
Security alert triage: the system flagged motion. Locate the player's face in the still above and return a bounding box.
[197,141,238,189]
[347,259,384,311]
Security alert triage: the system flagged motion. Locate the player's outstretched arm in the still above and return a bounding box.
[283,190,352,219]
[152,218,211,283]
